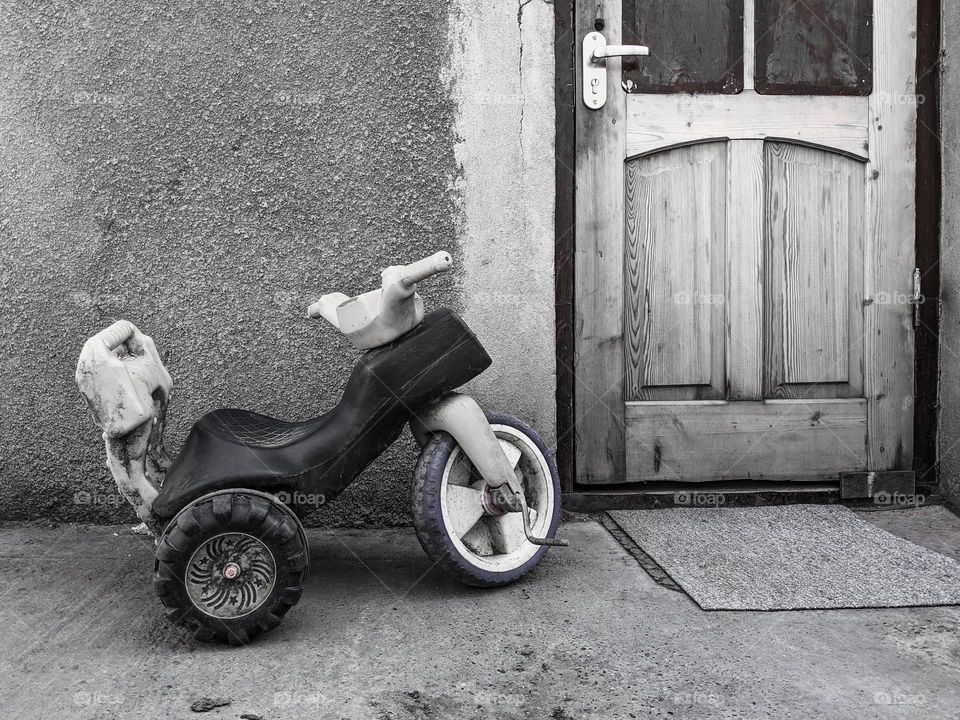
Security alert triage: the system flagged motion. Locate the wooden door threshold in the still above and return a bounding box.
[564,471,917,513]
[564,481,841,513]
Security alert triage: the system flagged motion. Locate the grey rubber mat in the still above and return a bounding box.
[608,505,960,610]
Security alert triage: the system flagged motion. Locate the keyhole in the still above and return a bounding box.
[594,3,604,31]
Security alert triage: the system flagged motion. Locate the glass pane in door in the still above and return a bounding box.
[755,0,873,95]
[622,0,744,94]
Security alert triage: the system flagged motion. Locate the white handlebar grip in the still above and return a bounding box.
[400,251,453,286]
[307,292,349,328]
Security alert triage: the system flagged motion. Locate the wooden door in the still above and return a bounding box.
[574,0,917,484]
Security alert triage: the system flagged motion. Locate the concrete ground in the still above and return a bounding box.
[1,507,959,719]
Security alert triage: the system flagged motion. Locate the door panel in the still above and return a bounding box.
[726,140,765,401]
[625,142,727,400]
[625,399,868,481]
[573,0,916,485]
[625,94,870,159]
[763,143,865,398]
[772,146,852,384]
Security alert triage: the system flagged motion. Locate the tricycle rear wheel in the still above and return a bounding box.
[153,490,309,645]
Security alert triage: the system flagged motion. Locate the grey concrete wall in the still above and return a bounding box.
[940,0,960,507]
[0,1,557,525]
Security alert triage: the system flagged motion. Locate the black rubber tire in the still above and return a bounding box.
[410,412,562,588]
[153,491,309,645]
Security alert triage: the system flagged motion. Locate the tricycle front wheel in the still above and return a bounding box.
[410,412,561,587]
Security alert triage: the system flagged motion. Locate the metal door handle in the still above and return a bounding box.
[582,32,649,110]
[591,44,649,62]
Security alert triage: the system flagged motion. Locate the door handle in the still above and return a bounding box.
[591,44,650,62]
[582,32,649,110]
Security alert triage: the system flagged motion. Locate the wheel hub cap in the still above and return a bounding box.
[186,533,276,619]
[481,484,509,516]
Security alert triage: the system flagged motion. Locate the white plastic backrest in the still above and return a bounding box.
[76,321,173,437]
[335,289,381,335]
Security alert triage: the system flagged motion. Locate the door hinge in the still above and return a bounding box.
[912,267,922,327]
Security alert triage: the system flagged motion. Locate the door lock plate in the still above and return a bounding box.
[582,32,607,110]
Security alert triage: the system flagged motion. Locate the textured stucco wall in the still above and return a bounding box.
[451,0,557,445]
[939,0,960,507]
[0,1,557,525]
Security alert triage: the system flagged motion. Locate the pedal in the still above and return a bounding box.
[523,528,570,547]
[484,485,569,547]
[515,490,569,548]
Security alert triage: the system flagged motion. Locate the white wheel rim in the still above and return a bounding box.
[439,425,555,573]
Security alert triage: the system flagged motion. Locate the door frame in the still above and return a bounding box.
[553,0,942,503]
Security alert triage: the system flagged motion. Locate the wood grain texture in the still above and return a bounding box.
[626,93,869,159]
[864,0,917,470]
[743,0,756,91]
[763,143,865,398]
[624,142,727,401]
[625,399,868,482]
[575,0,915,486]
[574,0,625,484]
[726,140,765,400]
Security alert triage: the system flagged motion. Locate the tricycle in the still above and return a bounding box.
[76,252,565,644]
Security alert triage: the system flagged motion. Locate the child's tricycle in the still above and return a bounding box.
[76,252,564,644]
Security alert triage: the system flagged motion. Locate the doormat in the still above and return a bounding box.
[607,505,960,611]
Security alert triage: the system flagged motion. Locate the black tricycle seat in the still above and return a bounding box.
[153,308,491,519]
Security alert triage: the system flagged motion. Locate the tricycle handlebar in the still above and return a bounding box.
[308,251,453,348]
[397,251,453,287]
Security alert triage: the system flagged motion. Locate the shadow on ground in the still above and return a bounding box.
[1,509,959,719]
